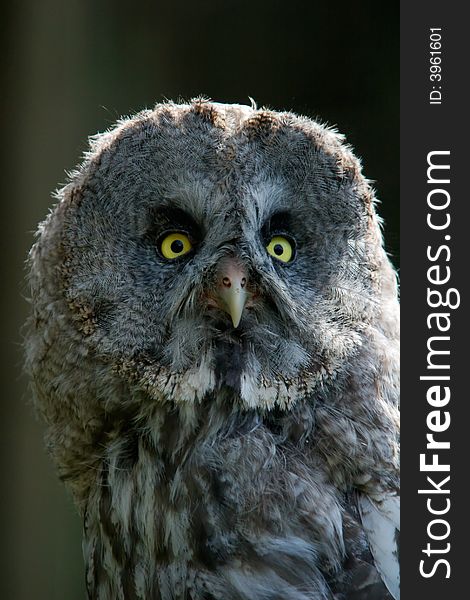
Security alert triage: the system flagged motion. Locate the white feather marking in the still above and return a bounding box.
[358,493,400,599]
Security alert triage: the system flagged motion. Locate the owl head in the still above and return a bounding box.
[28,100,397,414]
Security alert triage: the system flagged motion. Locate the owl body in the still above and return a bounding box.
[26,101,399,599]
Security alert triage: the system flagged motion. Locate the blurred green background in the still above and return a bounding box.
[1,1,398,598]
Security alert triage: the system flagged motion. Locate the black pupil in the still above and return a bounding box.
[273,243,284,256]
[171,239,184,253]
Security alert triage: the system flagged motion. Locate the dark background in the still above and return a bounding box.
[1,2,398,598]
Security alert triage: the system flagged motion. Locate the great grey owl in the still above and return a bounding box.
[25,100,400,600]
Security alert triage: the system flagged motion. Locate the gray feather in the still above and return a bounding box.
[358,494,400,599]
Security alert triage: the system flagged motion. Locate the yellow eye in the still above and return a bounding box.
[160,232,192,259]
[266,236,294,263]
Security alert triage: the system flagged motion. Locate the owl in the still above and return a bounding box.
[25,99,400,600]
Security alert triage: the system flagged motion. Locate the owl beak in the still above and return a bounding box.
[215,260,248,328]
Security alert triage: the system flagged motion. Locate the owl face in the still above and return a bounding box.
[59,101,381,409]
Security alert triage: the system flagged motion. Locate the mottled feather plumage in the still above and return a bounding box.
[25,100,399,599]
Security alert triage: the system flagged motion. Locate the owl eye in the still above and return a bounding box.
[160,232,193,259]
[266,235,294,263]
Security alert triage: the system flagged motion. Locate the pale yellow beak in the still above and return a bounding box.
[215,259,248,328]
